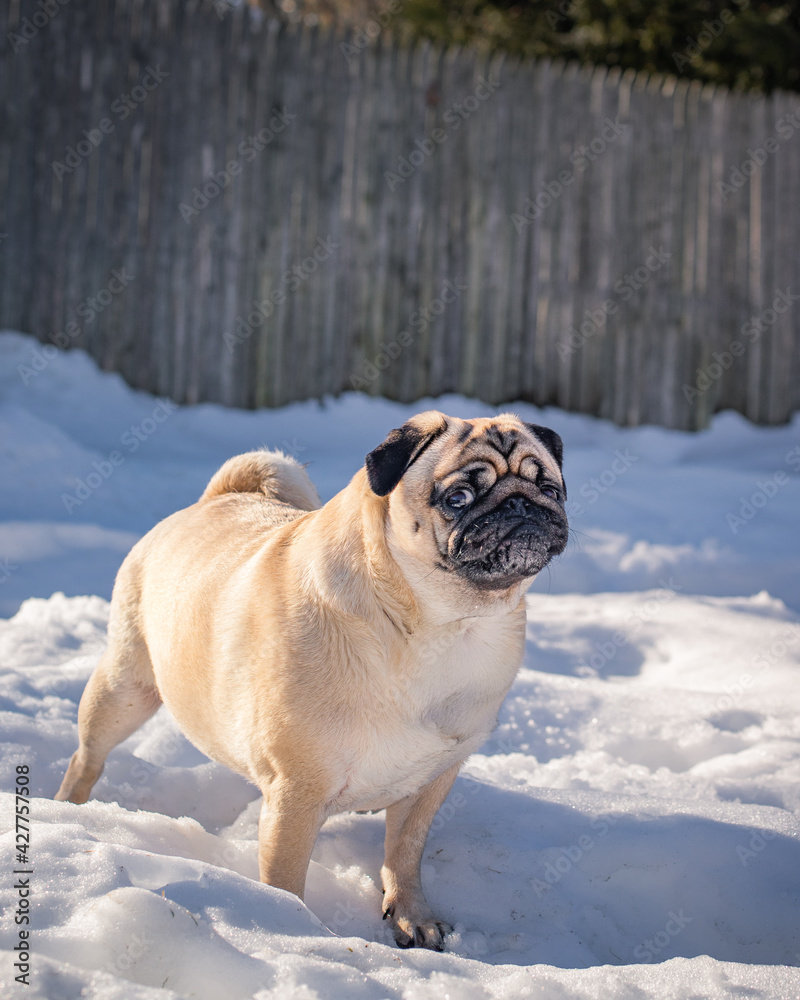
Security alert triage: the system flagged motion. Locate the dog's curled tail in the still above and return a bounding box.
[201,450,321,511]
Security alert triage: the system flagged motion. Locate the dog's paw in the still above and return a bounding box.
[382,902,452,951]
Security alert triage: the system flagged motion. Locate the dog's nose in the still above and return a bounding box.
[499,495,535,516]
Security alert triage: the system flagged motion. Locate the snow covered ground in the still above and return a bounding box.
[1,330,799,999]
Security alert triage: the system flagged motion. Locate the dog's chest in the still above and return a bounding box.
[330,617,522,814]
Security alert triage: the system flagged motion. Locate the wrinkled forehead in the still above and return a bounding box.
[431,416,562,484]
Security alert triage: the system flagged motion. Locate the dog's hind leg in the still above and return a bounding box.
[55,637,161,804]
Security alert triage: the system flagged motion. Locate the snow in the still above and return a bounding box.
[0,330,798,999]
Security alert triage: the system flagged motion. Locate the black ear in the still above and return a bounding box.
[525,423,563,469]
[365,415,447,496]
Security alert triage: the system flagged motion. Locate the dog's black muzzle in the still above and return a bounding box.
[450,494,568,589]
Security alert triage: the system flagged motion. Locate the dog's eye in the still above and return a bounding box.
[446,488,474,510]
[540,485,560,501]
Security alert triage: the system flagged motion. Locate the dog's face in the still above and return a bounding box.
[366,411,568,592]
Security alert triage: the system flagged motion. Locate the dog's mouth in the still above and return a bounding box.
[449,500,568,590]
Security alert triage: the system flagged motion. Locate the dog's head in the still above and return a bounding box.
[365,411,568,592]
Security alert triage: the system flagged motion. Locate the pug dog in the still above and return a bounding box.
[56,410,568,950]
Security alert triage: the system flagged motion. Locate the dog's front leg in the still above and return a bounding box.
[381,762,460,950]
[257,780,326,900]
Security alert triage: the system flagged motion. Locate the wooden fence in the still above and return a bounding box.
[1,0,799,429]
